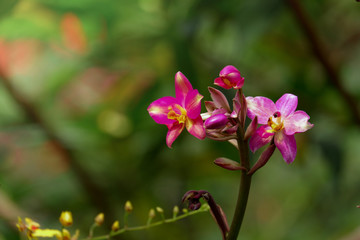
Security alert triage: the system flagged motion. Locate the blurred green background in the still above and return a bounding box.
[0,0,359,239]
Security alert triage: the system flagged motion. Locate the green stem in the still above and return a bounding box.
[226,91,252,240]
[83,205,209,240]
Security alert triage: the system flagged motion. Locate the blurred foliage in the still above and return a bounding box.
[0,0,359,239]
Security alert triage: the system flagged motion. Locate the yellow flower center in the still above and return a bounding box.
[168,104,187,124]
[223,78,231,86]
[267,112,284,132]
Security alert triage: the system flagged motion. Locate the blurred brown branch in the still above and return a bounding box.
[0,71,111,217]
[286,0,360,126]
[0,189,27,229]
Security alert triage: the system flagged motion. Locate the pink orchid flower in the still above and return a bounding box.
[214,65,244,89]
[246,93,313,163]
[147,72,206,148]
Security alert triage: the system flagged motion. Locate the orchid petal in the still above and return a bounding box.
[208,87,231,112]
[214,77,232,89]
[201,112,211,120]
[219,65,239,76]
[284,110,314,135]
[232,98,241,118]
[205,101,216,112]
[186,115,206,140]
[166,122,185,148]
[185,89,203,119]
[249,125,274,152]
[275,93,298,117]
[274,130,297,164]
[246,96,277,124]
[213,108,228,115]
[175,71,193,105]
[148,96,178,124]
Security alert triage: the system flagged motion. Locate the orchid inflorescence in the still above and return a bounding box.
[148,65,313,239]
[148,65,312,167]
[17,201,209,240]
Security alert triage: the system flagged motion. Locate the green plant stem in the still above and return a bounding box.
[84,205,209,240]
[226,91,252,240]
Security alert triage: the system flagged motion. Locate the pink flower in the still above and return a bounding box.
[246,93,313,163]
[214,65,244,89]
[147,72,206,148]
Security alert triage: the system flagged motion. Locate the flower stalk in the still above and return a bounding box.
[226,90,252,240]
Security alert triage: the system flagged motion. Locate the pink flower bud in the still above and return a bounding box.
[247,144,276,175]
[204,114,228,130]
[214,65,244,89]
[244,116,258,140]
[214,157,246,171]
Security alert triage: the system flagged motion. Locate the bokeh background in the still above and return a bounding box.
[0,0,359,239]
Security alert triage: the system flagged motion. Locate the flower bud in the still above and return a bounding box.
[244,116,258,140]
[94,213,104,226]
[62,229,71,240]
[124,201,133,213]
[59,211,73,227]
[173,206,179,217]
[156,207,164,213]
[248,143,276,175]
[214,65,244,89]
[182,190,203,211]
[214,157,246,171]
[111,221,120,232]
[148,208,156,219]
[204,114,228,130]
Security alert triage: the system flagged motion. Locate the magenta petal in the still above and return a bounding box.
[214,77,232,89]
[275,93,298,117]
[148,96,178,124]
[249,125,274,152]
[219,65,239,76]
[186,115,206,140]
[274,131,297,164]
[233,77,244,89]
[246,96,277,124]
[208,87,231,112]
[175,71,193,105]
[284,110,314,135]
[185,89,203,119]
[166,122,185,148]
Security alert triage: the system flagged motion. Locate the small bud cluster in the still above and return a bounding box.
[202,87,242,141]
[17,212,78,240]
[17,200,209,240]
